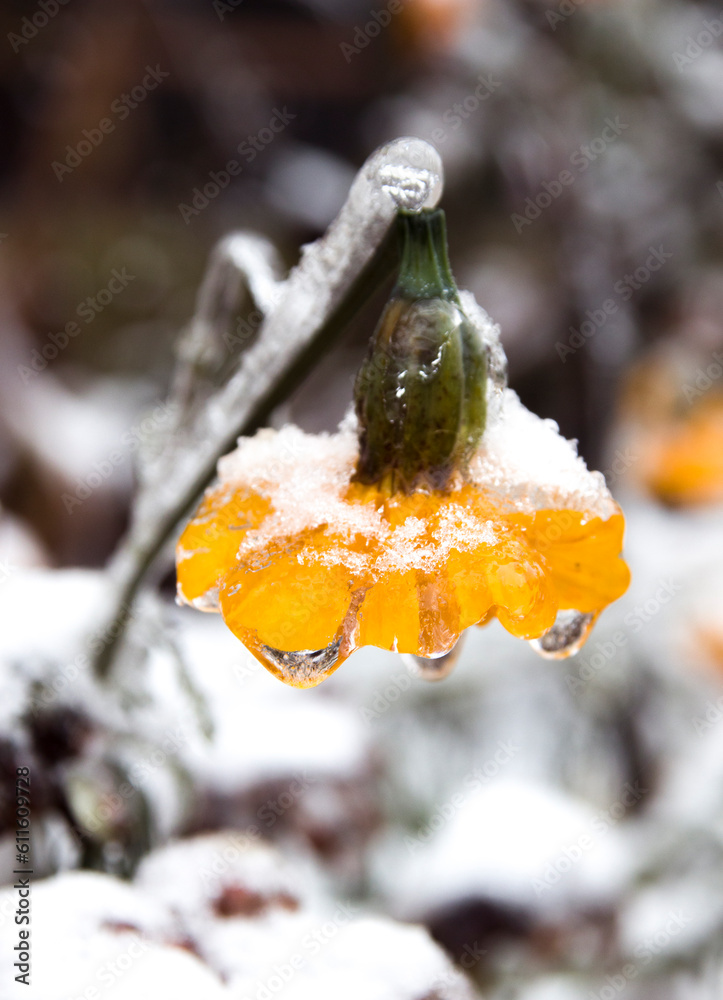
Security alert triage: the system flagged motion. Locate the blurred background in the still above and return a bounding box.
[2,0,723,997]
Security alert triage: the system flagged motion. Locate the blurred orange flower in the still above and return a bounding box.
[641,396,723,506]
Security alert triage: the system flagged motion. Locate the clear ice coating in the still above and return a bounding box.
[402,639,463,681]
[256,638,345,687]
[528,610,598,660]
[459,290,508,427]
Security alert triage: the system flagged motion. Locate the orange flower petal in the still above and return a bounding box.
[524,510,631,613]
[357,569,420,652]
[177,485,271,607]
[219,532,359,654]
[485,542,557,639]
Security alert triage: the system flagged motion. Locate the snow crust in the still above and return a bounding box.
[0,837,476,1000]
[386,780,634,918]
[243,917,477,1000]
[469,390,616,517]
[134,833,322,920]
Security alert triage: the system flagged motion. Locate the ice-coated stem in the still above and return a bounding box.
[94,137,445,680]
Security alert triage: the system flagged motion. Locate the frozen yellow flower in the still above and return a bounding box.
[176,210,629,687]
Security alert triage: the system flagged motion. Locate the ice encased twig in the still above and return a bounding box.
[99,138,445,675]
[165,233,285,431]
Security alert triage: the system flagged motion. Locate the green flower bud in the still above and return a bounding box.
[354,209,487,492]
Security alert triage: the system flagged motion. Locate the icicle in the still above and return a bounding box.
[255,639,345,688]
[402,638,463,681]
[528,610,598,660]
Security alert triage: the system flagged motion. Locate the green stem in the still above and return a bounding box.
[394,210,458,301]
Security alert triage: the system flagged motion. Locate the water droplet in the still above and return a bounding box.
[255,637,345,688]
[402,637,464,681]
[529,610,598,660]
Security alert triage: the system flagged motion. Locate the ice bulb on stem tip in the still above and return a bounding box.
[377,137,443,213]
